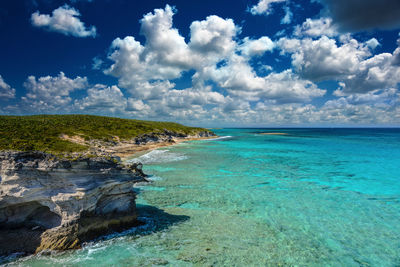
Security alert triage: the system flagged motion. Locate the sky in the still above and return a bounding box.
[1,0,400,127]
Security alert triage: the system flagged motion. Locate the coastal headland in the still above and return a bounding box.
[0,115,214,257]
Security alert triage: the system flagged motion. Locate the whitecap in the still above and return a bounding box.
[146,175,163,181]
[127,149,188,164]
[205,135,232,141]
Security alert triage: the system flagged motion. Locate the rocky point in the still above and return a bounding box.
[0,151,147,256]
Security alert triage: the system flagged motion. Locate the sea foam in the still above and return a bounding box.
[205,135,232,141]
[128,149,188,164]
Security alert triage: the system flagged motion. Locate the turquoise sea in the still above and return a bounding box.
[8,128,400,266]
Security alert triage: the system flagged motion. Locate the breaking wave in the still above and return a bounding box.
[128,149,188,164]
[205,136,232,141]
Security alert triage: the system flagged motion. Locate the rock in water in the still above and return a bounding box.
[0,151,146,256]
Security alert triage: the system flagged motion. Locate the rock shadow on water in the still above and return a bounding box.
[92,204,190,242]
[0,205,190,265]
[136,204,190,233]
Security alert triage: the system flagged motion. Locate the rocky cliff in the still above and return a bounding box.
[0,151,147,256]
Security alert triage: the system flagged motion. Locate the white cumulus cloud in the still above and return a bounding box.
[19,5,400,125]
[74,84,127,113]
[365,38,380,50]
[189,15,238,56]
[294,17,338,38]
[31,5,96,38]
[107,5,322,109]
[278,36,371,81]
[249,0,286,15]
[335,52,400,94]
[239,37,275,57]
[0,75,16,99]
[22,72,88,111]
[199,54,325,103]
[279,35,400,95]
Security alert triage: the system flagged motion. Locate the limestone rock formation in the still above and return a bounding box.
[0,151,146,256]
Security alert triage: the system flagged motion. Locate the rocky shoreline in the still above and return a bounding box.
[60,129,215,159]
[0,151,149,256]
[0,130,215,258]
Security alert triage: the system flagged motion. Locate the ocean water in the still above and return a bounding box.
[7,128,400,266]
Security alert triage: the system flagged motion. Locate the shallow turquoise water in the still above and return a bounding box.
[9,129,400,266]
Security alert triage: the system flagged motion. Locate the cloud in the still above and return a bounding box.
[92,57,103,70]
[162,88,226,109]
[320,89,400,124]
[106,5,194,98]
[107,4,322,109]
[0,75,16,99]
[334,51,400,94]
[189,15,238,57]
[246,97,400,126]
[365,38,380,50]
[126,87,228,122]
[6,72,399,126]
[11,4,395,125]
[2,3,399,125]
[391,38,400,65]
[278,36,371,81]
[319,0,400,31]
[249,88,400,126]
[281,6,292,24]
[279,35,400,95]
[333,88,399,105]
[31,4,96,37]
[249,0,286,15]
[200,54,325,103]
[140,5,194,69]
[294,17,338,37]
[12,73,132,116]
[74,84,127,113]
[126,99,150,112]
[259,70,326,103]
[239,37,275,57]
[22,72,88,111]
[11,72,130,116]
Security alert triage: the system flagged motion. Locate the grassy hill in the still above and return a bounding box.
[0,115,211,153]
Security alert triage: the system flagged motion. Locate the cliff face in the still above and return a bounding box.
[0,151,146,256]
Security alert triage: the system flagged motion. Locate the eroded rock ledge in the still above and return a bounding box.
[0,151,147,256]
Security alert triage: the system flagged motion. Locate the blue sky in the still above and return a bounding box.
[1,0,400,127]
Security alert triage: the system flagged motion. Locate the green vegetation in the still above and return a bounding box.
[0,114,211,153]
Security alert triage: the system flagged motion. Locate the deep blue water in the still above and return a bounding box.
[11,128,400,266]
